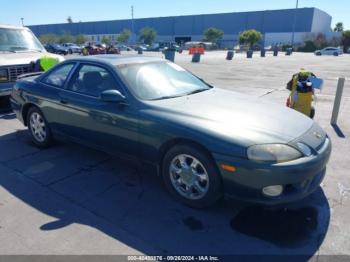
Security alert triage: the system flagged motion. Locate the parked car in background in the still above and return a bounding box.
[135,44,148,52]
[10,55,331,208]
[314,47,343,56]
[148,42,180,52]
[62,43,82,54]
[116,44,133,51]
[263,45,271,51]
[0,24,64,99]
[82,45,105,55]
[148,43,163,51]
[106,45,120,54]
[44,43,69,55]
[163,44,182,53]
[183,41,216,50]
[96,43,107,53]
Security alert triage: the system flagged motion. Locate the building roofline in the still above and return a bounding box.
[28,7,322,27]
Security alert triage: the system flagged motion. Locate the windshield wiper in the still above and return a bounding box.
[152,88,211,101]
[151,94,185,100]
[185,88,210,96]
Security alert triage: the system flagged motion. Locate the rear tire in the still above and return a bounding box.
[310,107,315,119]
[27,107,53,148]
[162,144,222,208]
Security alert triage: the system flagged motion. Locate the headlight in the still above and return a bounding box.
[247,144,302,163]
[0,69,8,82]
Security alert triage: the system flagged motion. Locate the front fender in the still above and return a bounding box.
[138,111,247,164]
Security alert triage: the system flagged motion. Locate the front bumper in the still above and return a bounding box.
[214,137,332,205]
[0,82,14,96]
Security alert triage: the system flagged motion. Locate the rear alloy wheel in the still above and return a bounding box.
[162,145,222,208]
[27,107,53,148]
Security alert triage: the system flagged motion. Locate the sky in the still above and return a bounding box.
[1,0,349,29]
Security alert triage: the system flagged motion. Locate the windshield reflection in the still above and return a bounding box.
[0,28,44,52]
[118,62,211,100]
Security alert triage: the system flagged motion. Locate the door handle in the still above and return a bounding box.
[60,99,68,104]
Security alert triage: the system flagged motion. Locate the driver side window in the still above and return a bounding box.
[67,64,119,97]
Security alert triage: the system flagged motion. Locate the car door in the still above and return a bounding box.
[38,62,77,133]
[325,48,333,55]
[57,62,139,157]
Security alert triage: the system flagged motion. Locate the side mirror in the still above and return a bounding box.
[100,90,126,103]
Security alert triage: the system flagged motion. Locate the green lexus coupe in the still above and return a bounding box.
[10,55,332,208]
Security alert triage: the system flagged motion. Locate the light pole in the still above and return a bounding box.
[20,18,24,27]
[131,5,135,44]
[291,0,299,49]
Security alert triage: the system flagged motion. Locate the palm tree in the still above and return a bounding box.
[334,22,344,32]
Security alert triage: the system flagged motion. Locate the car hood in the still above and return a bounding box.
[0,52,64,66]
[147,88,314,146]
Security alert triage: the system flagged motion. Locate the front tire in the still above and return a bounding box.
[27,107,53,148]
[162,144,222,208]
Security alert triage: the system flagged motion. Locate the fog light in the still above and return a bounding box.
[262,185,283,197]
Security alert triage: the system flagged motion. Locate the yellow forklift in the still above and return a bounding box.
[286,70,323,119]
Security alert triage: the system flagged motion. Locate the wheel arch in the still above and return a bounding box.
[158,138,218,175]
[22,103,40,126]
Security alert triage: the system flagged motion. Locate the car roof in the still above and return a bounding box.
[68,55,165,66]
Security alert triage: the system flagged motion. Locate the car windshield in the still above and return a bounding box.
[117,61,211,100]
[0,28,44,52]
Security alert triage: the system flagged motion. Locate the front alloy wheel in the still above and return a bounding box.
[162,145,222,208]
[169,154,210,200]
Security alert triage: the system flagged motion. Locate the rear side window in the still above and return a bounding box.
[42,63,74,88]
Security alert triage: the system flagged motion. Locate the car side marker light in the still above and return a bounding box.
[221,164,237,172]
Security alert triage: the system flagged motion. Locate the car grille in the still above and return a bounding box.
[8,65,31,82]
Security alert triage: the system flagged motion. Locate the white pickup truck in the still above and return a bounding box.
[0,24,64,98]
